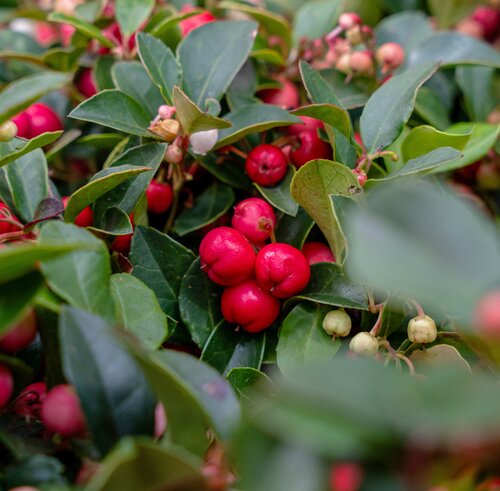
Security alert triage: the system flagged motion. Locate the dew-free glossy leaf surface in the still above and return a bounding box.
[0,132,62,168]
[254,167,298,217]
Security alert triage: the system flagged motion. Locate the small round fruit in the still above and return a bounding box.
[12,381,47,419]
[0,202,20,234]
[338,12,362,30]
[111,233,133,255]
[255,243,310,298]
[473,289,500,339]
[245,144,288,186]
[290,129,332,168]
[76,68,97,98]
[25,103,63,138]
[472,6,500,41]
[287,115,324,136]
[61,197,93,228]
[221,279,280,333]
[11,112,31,139]
[0,363,14,409]
[199,227,256,286]
[179,6,216,36]
[231,198,276,244]
[301,242,335,265]
[146,180,173,214]
[375,42,405,73]
[322,309,352,337]
[0,120,18,142]
[41,384,86,437]
[349,332,378,356]
[349,50,374,76]
[353,169,367,187]
[0,309,37,353]
[330,462,364,491]
[259,79,299,109]
[455,18,484,38]
[407,315,437,344]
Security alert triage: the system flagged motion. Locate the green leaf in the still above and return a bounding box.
[456,66,496,121]
[226,367,273,400]
[360,63,438,154]
[43,46,85,72]
[130,226,196,319]
[69,90,153,137]
[39,222,115,322]
[288,263,369,310]
[94,56,116,91]
[178,20,258,108]
[64,165,151,223]
[199,153,252,191]
[410,344,471,372]
[201,323,265,375]
[174,183,235,236]
[299,61,342,108]
[112,61,165,118]
[172,86,231,135]
[149,9,201,38]
[110,274,169,350]
[116,0,154,36]
[48,13,115,47]
[277,302,340,377]
[275,206,314,249]
[290,159,361,261]
[291,104,350,138]
[60,307,156,455]
[254,166,298,217]
[179,258,223,348]
[215,103,300,149]
[87,438,207,491]
[0,148,49,223]
[0,71,70,125]
[136,32,182,105]
[427,0,476,28]
[414,87,451,130]
[293,0,342,45]
[0,133,62,169]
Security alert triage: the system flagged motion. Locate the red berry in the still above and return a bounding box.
[41,384,86,437]
[255,243,310,298]
[259,79,299,109]
[0,309,37,353]
[474,289,500,339]
[245,144,288,186]
[221,279,280,333]
[0,202,21,234]
[231,198,276,245]
[35,22,59,46]
[0,363,14,409]
[111,233,133,255]
[330,462,364,491]
[11,112,31,139]
[301,242,335,265]
[290,129,332,168]
[179,6,216,36]
[146,180,174,214]
[76,68,97,99]
[353,169,367,187]
[287,115,324,136]
[472,7,500,41]
[62,197,94,228]
[12,381,47,419]
[199,227,255,286]
[25,103,63,138]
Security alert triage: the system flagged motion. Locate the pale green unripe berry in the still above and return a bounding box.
[349,332,378,356]
[407,315,437,344]
[0,120,17,142]
[322,309,352,337]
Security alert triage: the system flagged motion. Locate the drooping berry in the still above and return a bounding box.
[76,68,97,98]
[25,103,63,138]
[231,198,276,245]
[407,315,437,344]
[349,332,378,356]
[62,197,94,228]
[259,79,299,109]
[41,384,86,437]
[255,243,310,298]
[375,42,405,74]
[221,279,281,333]
[146,180,174,214]
[473,289,500,339]
[199,227,255,286]
[0,363,14,409]
[179,6,216,37]
[301,242,335,265]
[290,129,332,168]
[0,309,37,353]
[287,115,324,137]
[245,144,288,186]
[322,309,352,337]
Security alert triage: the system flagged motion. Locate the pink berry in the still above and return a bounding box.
[338,12,362,30]
[287,115,324,137]
[62,197,94,228]
[221,279,281,333]
[255,243,310,298]
[290,129,332,168]
[245,144,288,187]
[0,363,14,409]
[353,169,367,186]
[472,7,500,41]
[11,112,31,139]
[259,79,299,109]
[146,180,173,214]
[349,50,374,75]
[25,103,63,138]
[0,309,37,353]
[329,462,364,491]
[474,289,500,339]
[35,22,59,46]
[41,384,86,437]
[231,198,276,245]
[179,6,216,36]
[76,68,97,99]
[11,381,47,419]
[301,242,335,265]
[199,227,255,286]
[375,42,405,73]
[60,23,76,46]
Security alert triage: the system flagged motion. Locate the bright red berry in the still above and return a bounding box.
[25,103,63,138]
[472,7,500,41]
[255,243,311,298]
[287,115,324,137]
[41,384,86,437]
[11,381,47,419]
[111,233,133,255]
[474,289,500,339]
[62,197,94,228]
[221,279,281,333]
[245,144,288,186]
[199,227,255,286]
[301,242,335,265]
[290,129,332,168]
[0,202,21,234]
[76,68,97,99]
[0,363,14,409]
[146,180,174,214]
[329,462,364,491]
[259,79,299,109]
[231,198,276,245]
[0,309,37,353]
[11,112,31,139]
[179,6,216,36]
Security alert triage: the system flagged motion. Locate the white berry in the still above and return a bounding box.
[407,315,437,344]
[349,332,378,356]
[322,309,352,337]
[190,129,218,155]
[0,121,18,142]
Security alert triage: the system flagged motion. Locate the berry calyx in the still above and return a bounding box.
[179,6,216,37]
[231,198,276,245]
[199,227,256,286]
[375,43,405,74]
[290,129,332,168]
[245,144,288,186]
[11,381,47,419]
[473,289,500,339]
[76,68,97,98]
[349,332,378,356]
[41,384,86,437]
[259,79,299,109]
[62,197,94,228]
[0,120,18,142]
[25,103,63,138]
[322,309,352,337]
[287,115,324,137]
[0,309,37,353]
[0,363,14,409]
[146,180,173,214]
[301,242,335,265]
[407,315,437,344]
[255,243,310,298]
[221,279,280,333]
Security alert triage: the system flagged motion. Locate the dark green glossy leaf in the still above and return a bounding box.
[94,56,116,91]
[116,0,154,36]
[414,87,451,130]
[427,0,475,27]
[254,166,298,217]
[0,132,62,168]
[291,103,350,137]
[293,0,342,45]
[226,367,273,401]
[456,66,496,121]
[199,153,252,191]
[3,455,65,488]
[299,60,342,107]
[275,206,314,249]
[43,46,85,72]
